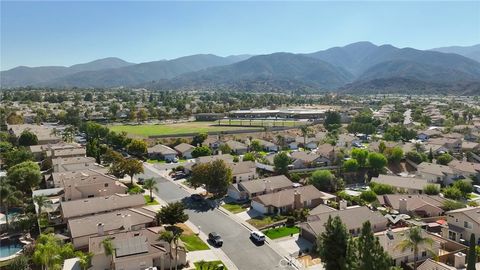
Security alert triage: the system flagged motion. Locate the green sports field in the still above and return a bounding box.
[108,122,259,137]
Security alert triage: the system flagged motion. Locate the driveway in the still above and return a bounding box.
[275,234,313,257]
[236,208,263,221]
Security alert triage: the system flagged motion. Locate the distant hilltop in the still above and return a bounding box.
[1,42,480,95]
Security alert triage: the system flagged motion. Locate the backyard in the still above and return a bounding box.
[108,121,258,137]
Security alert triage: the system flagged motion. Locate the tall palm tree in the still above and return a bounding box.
[101,238,115,270]
[300,126,311,147]
[395,227,434,270]
[159,230,175,270]
[143,178,158,202]
[75,251,93,270]
[172,228,182,270]
[0,184,22,231]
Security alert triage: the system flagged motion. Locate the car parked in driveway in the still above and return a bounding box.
[208,232,223,247]
[250,231,265,243]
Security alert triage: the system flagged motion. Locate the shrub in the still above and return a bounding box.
[423,184,440,195]
[370,182,395,195]
[360,190,378,203]
[443,187,462,200]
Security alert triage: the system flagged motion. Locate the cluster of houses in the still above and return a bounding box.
[5,124,188,270]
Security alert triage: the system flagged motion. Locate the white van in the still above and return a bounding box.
[250,231,266,243]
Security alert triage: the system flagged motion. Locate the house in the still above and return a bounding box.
[461,141,479,152]
[89,226,187,270]
[225,140,248,155]
[290,151,331,169]
[295,137,318,150]
[377,194,446,217]
[68,207,156,249]
[288,141,299,150]
[29,143,85,161]
[418,255,479,270]
[416,162,456,185]
[316,144,336,161]
[202,136,222,149]
[46,169,127,201]
[423,143,450,155]
[251,185,335,215]
[429,137,462,153]
[337,134,359,148]
[60,194,145,221]
[376,227,441,267]
[442,206,480,245]
[147,144,177,161]
[228,161,258,183]
[448,159,480,181]
[417,129,443,141]
[183,154,234,173]
[227,175,293,200]
[299,206,388,243]
[8,124,61,144]
[174,143,195,159]
[255,139,279,152]
[371,175,439,194]
[52,156,100,172]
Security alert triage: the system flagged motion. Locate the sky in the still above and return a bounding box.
[1,1,479,70]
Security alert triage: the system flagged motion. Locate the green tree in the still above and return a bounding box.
[386,147,403,163]
[467,234,477,270]
[137,108,148,123]
[75,251,93,270]
[7,161,42,193]
[273,152,291,176]
[192,132,208,146]
[0,183,22,231]
[18,130,38,146]
[351,148,369,168]
[317,215,349,270]
[101,237,114,270]
[190,159,232,196]
[84,92,93,102]
[423,184,440,195]
[156,202,189,226]
[370,182,395,195]
[367,152,387,176]
[443,186,462,200]
[2,147,34,169]
[436,153,453,165]
[428,148,434,163]
[191,146,212,158]
[242,152,256,162]
[9,254,30,270]
[309,170,335,192]
[122,158,144,185]
[143,178,159,202]
[343,159,359,173]
[406,151,425,164]
[324,111,342,132]
[395,227,434,270]
[442,200,466,211]
[356,221,392,270]
[453,180,473,198]
[300,126,311,146]
[250,140,262,152]
[127,139,148,157]
[360,190,378,203]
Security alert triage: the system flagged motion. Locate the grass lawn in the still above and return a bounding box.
[108,122,258,137]
[247,215,286,229]
[222,203,248,214]
[180,234,210,251]
[143,195,159,205]
[263,226,300,239]
[467,193,480,200]
[147,159,166,164]
[194,260,227,270]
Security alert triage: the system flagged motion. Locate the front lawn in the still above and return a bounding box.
[127,183,144,194]
[194,260,227,270]
[180,234,210,251]
[143,195,159,205]
[222,203,248,214]
[147,159,166,164]
[246,215,286,229]
[263,226,300,239]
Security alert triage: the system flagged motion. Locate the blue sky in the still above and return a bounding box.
[1,1,479,70]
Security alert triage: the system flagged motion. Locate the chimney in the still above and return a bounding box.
[339,200,348,210]
[293,190,302,209]
[264,180,272,194]
[123,214,132,231]
[453,252,466,269]
[97,223,104,236]
[399,198,408,214]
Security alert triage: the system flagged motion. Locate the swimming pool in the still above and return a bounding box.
[0,238,24,259]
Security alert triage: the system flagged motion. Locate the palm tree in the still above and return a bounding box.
[159,230,175,270]
[300,126,311,147]
[101,238,115,270]
[75,251,93,270]
[143,178,158,202]
[62,126,76,143]
[172,228,182,270]
[395,227,434,270]
[33,195,51,233]
[276,134,285,150]
[0,184,22,231]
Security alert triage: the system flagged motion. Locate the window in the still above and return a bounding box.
[88,195,94,198]
[464,221,472,229]
[104,183,108,187]
[422,251,427,257]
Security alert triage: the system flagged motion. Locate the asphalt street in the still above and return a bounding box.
[137,166,295,270]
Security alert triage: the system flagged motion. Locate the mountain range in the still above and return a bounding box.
[1,42,480,94]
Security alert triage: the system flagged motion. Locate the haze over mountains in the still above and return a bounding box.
[1,42,480,94]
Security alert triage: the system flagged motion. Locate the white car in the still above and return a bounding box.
[250,231,266,243]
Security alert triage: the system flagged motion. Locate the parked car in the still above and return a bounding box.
[208,232,223,247]
[190,194,203,202]
[250,231,265,243]
[137,177,145,185]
